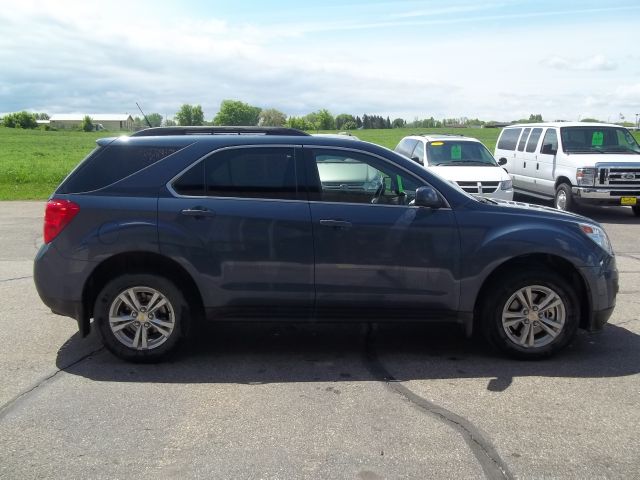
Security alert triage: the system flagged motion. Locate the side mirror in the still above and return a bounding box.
[497,158,507,166]
[411,156,422,164]
[541,144,557,155]
[414,186,442,208]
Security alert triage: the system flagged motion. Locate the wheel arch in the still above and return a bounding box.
[472,253,591,334]
[555,176,572,189]
[81,251,205,336]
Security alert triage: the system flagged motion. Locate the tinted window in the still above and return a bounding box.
[560,126,640,153]
[497,128,521,150]
[61,145,181,193]
[526,128,543,152]
[395,138,419,157]
[172,160,205,196]
[205,147,297,199]
[412,142,425,164]
[541,129,558,153]
[517,128,531,151]
[310,149,422,205]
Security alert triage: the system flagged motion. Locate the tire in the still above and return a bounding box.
[554,183,575,212]
[632,205,640,217]
[94,274,188,362]
[481,269,579,359]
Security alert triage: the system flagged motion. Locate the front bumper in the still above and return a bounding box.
[573,186,639,205]
[578,255,618,331]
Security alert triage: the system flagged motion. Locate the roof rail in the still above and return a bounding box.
[419,133,465,137]
[131,126,310,137]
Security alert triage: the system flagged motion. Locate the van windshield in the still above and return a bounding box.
[426,141,497,166]
[560,126,640,154]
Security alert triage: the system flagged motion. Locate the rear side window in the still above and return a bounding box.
[60,145,181,193]
[517,128,531,151]
[205,147,297,199]
[395,138,419,157]
[526,128,543,152]
[497,128,521,150]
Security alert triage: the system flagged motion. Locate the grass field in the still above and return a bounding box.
[1,126,639,200]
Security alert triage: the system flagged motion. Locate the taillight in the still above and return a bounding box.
[44,199,80,244]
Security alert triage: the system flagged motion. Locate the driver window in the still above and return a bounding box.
[411,142,425,164]
[310,149,422,205]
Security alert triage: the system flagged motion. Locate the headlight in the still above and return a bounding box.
[500,179,513,190]
[576,167,596,186]
[579,223,614,255]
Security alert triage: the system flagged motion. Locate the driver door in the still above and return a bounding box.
[303,147,460,320]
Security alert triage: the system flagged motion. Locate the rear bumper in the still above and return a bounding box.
[573,187,639,205]
[34,243,92,335]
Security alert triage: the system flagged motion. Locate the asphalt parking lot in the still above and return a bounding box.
[0,201,638,479]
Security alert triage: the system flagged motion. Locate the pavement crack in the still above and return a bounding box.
[0,275,32,283]
[0,346,104,420]
[363,328,514,480]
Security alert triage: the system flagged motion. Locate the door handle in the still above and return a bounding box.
[319,219,352,229]
[180,207,216,218]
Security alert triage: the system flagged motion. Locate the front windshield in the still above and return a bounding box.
[426,140,498,166]
[560,126,640,154]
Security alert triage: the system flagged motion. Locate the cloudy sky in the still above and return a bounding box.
[1,0,639,122]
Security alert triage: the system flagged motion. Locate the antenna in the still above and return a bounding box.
[136,102,152,128]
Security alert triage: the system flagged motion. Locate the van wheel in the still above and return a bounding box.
[554,183,575,212]
[94,274,188,362]
[632,205,640,217]
[482,269,579,359]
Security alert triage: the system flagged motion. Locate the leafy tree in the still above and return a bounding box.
[35,112,50,120]
[356,116,362,128]
[335,113,356,130]
[285,116,312,130]
[146,113,163,127]
[342,121,357,130]
[176,104,205,126]
[82,115,94,132]
[392,118,406,128]
[316,109,335,130]
[165,118,177,127]
[259,108,287,127]
[529,114,543,122]
[1,111,38,129]
[580,117,601,123]
[213,100,261,126]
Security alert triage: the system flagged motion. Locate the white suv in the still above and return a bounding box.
[494,122,640,215]
[394,134,513,200]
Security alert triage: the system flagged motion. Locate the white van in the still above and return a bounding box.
[494,122,640,215]
[394,134,513,200]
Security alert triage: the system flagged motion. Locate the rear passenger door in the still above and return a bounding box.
[158,146,314,320]
[521,127,544,194]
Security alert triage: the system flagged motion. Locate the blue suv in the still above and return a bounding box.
[34,127,618,361]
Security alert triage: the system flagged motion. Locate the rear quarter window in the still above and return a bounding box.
[497,128,522,150]
[59,145,182,193]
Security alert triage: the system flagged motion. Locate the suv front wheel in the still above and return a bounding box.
[482,269,579,359]
[554,183,575,212]
[94,274,188,362]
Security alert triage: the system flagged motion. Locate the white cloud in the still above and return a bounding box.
[541,54,617,71]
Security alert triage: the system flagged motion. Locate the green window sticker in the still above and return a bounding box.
[396,175,404,193]
[592,131,604,146]
[451,144,462,160]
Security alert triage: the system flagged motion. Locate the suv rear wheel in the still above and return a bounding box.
[94,274,188,362]
[482,269,579,359]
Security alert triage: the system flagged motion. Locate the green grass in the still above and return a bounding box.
[0,127,124,199]
[1,126,639,200]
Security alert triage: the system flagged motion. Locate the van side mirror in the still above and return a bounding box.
[541,144,557,155]
[411,156,422,164]
[414,186,442,208]
[497,158,507,166]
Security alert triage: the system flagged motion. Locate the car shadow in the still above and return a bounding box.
[514,193,637,225]
[56,321,640,392]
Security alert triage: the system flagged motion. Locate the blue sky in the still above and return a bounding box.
[1,0,639,122]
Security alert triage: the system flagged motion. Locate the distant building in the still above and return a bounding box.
[50,114,133,131]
